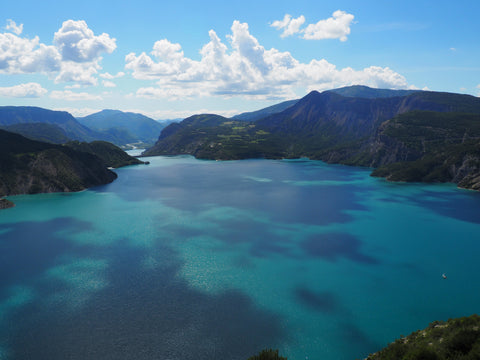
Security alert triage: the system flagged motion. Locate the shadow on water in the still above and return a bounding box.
[301,232,379,264]
[291,285,381,357]
[0,218,94,293]
[410,189,480,224]
[6,239,287,360]
[294,287,340,314]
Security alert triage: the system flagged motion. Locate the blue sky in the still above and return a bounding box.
[1,0,479,120]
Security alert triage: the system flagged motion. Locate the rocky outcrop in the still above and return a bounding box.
[0,198,14,209]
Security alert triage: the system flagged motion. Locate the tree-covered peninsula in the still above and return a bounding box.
[0,129,144,205]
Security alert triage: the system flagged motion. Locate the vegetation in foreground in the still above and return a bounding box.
[366,315,480,360]
[248,315,480,360]
[247,348,287,360]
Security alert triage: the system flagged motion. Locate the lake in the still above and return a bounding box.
[1,155,480,360]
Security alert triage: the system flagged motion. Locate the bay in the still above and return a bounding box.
[1,155,480,360]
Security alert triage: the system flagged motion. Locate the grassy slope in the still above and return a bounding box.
[366,315,480,360]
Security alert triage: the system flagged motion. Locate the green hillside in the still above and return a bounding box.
[143,86,480,190]
[366,315,480,360]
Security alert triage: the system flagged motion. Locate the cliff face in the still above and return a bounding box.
[363,111,480,188]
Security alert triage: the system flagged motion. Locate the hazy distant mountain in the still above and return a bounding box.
[232,99,298,122]
[0,106,100,142]
[144,85,480,189]
[77,109,166,146]
[0,122,70,144]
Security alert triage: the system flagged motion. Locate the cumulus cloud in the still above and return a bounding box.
[5,19,23,35]
[126,20,409,101]
[0,19,115,87]
[0,82,47,98]
[0,32,61,74]
[271,10,355,41]
[54,107,102,117]
[50,90,102,101]
[55,61,100,86]
[53,20,116,63]
[100,71,124,79]
[303,10,354,41]
[102,80,116,87]
[271,14,306,38]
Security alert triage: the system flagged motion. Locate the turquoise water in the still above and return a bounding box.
[1,155,480,360]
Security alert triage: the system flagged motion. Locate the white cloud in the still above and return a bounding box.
[303,10,355,41]
[53,20,116,63]
[270,14,306,38]
[53,107,102,117]
[0,82,47,98]
[55,61,100,86]
[102,80,116,88]
[126,20,409,101]
[140,108,239,120]
[5,19,23,35]
[271,11,355,41]
[50,90,102,101]
[0,20,115,87]
[100,71,124,79]
[0,32,61,74]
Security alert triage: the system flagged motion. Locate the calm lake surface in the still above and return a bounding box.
[1,155,480,360]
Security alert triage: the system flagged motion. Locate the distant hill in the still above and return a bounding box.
[0,122,70,144]
[232,99,298,122]
[0,106,100,142]
[144,85,480,190]
[0,129,144,202]
[77,109,166,147]
[142,114,231,157]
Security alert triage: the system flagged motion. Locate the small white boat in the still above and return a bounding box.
[442,273,447,279]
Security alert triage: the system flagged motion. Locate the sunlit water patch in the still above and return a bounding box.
[1,156,480,360]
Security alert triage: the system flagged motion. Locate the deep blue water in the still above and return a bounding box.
[1,155,480,360]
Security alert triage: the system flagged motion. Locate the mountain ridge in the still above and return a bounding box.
[143,86,480,190]
[76,109,167,147]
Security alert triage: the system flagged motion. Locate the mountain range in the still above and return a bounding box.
[143,86,480,190]
[0,107,171,148]
[2,85,480,191]
[76,109,169,147]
